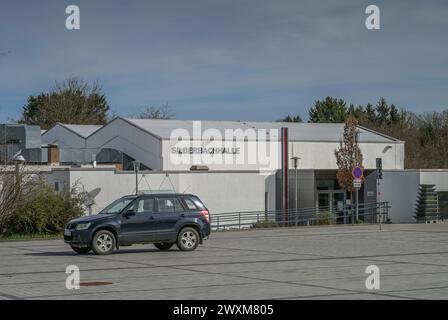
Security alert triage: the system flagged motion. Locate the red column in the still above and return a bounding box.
[281,127,289,224]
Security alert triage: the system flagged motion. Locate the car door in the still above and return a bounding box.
[120,197,156,244]
[152,196,186,242]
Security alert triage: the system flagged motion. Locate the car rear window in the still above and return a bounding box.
[183,198,198,210]
[190,196,206,210]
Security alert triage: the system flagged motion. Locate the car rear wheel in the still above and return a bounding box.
[154,242,174,250]
[71,246,91,254]
[92,230,116,255]
[176,227,199,251]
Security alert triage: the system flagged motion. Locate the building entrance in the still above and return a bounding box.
[317,190,346,222]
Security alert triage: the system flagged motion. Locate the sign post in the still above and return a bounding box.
[376,158,383,230]
[291,156,300,227]
[352,166,364,223]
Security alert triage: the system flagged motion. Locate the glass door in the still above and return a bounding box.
[318,193,330,211]
[317,190,346,222]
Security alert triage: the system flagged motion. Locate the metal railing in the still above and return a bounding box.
[210,201,390,231]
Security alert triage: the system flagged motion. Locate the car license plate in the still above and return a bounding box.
[64,229,72,236]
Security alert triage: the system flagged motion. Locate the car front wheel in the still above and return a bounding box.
[92,230,116,255]
[154,242,174,250]
[176,227,200,251]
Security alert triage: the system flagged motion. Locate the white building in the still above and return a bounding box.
[39,117,409,221]
[42,117,404,171]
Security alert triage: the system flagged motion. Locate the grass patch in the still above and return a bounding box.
[0,233,63,242]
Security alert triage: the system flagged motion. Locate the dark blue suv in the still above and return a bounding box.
[64,193,210,255]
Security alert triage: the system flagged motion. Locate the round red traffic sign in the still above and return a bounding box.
[352,166,364,179]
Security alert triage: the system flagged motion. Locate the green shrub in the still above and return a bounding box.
[2,182,84,235]
[316,211,337,225]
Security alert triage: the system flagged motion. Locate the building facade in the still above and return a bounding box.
[38,118,408,220]
[42,117,404,171]
[5,118,448,224]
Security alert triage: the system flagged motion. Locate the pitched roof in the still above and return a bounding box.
[123,118,402,143]
[47,123,103,138]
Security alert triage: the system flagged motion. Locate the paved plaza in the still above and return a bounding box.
[0,223,447,300]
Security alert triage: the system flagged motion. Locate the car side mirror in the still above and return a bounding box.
[124,209,136,218]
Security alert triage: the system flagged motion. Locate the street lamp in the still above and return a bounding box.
[12,152,26,192]
[353,129,360,224]
[291,156,300,225]
[132,160,140,195]
[13,154,26,163]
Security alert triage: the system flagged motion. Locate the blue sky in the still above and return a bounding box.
[0,0,447,122]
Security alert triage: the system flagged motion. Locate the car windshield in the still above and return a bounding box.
[99,197,135,214]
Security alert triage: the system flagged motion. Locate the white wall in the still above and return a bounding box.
[176,172,269,214]
[379,171,420,223]
[42,166,448,224]
[162,139,404,171]
[162,139,281,172]
[365,170,448,224]
[289,141,404,170]
[66,169,272,215]
[45,168,71,192]
[420,171,448,191]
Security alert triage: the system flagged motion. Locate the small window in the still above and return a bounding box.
[157,197,184,213]
[183,198,198,210]
[54,181,60,192]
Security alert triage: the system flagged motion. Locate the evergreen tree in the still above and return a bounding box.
[308,97,347,123]
[365,103,376,124]
[280,114,303,123]
[389,104,400,125]
[375,97,390,128]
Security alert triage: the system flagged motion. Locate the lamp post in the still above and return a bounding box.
[13,153,26,171]
[132,160,140,195]
[12,153,26,194]
[354,129,360,223]
[291,156,300,226]
[376,157,383,230]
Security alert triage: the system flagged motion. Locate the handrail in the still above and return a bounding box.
[210,201,390,231]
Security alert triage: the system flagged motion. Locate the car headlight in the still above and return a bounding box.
[75,223,91,230]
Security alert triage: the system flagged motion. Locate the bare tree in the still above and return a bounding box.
[136,103,174,119]
[335,116,363,196]
[0,165,87,235]
[0,165,40,233]
[20,77,110,129]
